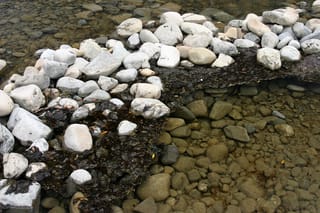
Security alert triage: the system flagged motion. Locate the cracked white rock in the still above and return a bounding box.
[157,45,180,68]
[118,120,137,136]
[3,152,28,178]
[130,83,161,99]
[69,169,92,185]
[131,98,170,119]
[0,89,14,117]
[64,124,92,152]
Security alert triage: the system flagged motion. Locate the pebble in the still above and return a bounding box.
[224,125,250,142]
[180,22,213,36]
[83,89,111,103]
[111,41,130,61]
[157,45,180,68]
[233,39,256,48]
[239,178,265,198]
[130,83,161,99]
[110,83,128,94]
[272,110,286,119]
[117,120,137,136]
[56,77,85,93]
[69,169,92,185]
[270,24,283,34]
[3,152,28,178]
[139,29,159,43]
[65,57,89,79]
[305,18,320,31]
[0,90,14,116]
[211,38,238,56]
[287,84,305,92]
[161,144,179,165]
[160,11,183,25]
[54,49,76,66]
[0,124,15,154]
[130,98,170,119]
[25,162,47,180]
[0,59,6,71]
[275,124,294,136]
[257,47,281,70]
[154,23,183,45]
[146,76,163,90]
[42,60,68,79]
[71,106,89,122]
[139,68,156,77]
[300,31,320,43]
[110,98,124,109]
[133,197,157,213]
[288,40,300,49]
[276,36,292,49]
[182,13,207,24]
[243,32,261,43]
[188,47,216,65]
[15,66,50,89]
[139,42,161,59]
[246,13,271,36]
[202,21,219,35]
[79,39,102,60]
[28,138,49,153]
[262,7,299,26]
[211,53,234,68]
[127,33,140,49]
[292,22,311,39]
[78,80,100,97]
[63,124,92,152]
[301,39,320,54]
[123,52,150,69]
[98,76,118,91]
[280,46,301,61]
[186,99,208,117]
[183,34,212,48]
[82,3,103,12]
[10,84,45,112]
[117,18,143,37]
[209,101,233,120]
[115,68,138,82]
[261,31,279,48]
[206,143,229,162]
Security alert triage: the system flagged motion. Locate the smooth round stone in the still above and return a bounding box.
[257,47,281,70]
[56,77,85,93]
[139,42,161,59]
[146,76,163,90]
[233,39,256,48]
[42,60,68,79]
[306,18,320,31]
[180,22,213,36]
[63,124,92,152]
[0,90,14,116]
[117,18,143,37]
[288,40,300,49]
[180,60,194,67]
[154,23,183,45]
[246,13,271,36]
[69,169,92,185]
[301,39,320,54]
[59,98,79,109]
[0,124,15,154]
[139,68,156,77]
[127,33,140,49]
[71,106,89,122]
[183,34,211,47]
[25,162,47,179]
[224,125,250,142]
[78,80,100,97]
[110,84,128,94]
[157,45,180,68]
[123,52,150,69]
[189,47,216,65]
[139,29,159,43]
[202,21,219,35]
[130,83,161,99]
[160,11,183,25]
[41,197,60,209]
[137,174,171,201]
[276,36,293,49]
[131,98,170,119]
[182,13,207,24]
[206,143,229,162]
[270,24,284,34]
[83,89,111,103]
[115,68,138,82]
[82,3,103,12]
[0,59,6,71]
[211,38,238,56]
[243,32,261,43]
[98,76,118,91]
[262,8,298,26]
[109,98,124,109]
[280,46,301,61]
[261,31,279,48]
[287,84,305,92]
[117,120,137,136]
[79,39,102,60]
[3,152,28,178]
[211,53,234,68]
[292,22,312,39]
[54,49,76,66]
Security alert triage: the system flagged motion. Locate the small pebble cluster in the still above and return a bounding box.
[1,0,320,212]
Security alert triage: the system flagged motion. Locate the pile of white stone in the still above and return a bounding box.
[1,2,320,211]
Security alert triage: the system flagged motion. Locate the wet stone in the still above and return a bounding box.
[41,197,60,209]
[186,99,208,117]
[224,125,250,142]
[164,118,186,131]
[206,143,229,162]
[161,144,179,165]
[173,156,195,172]
[137,173,170,201]
[134,197,157,213]
[170,125,191,138]
[209,101,233,120]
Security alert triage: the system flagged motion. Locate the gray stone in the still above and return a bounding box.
[134,197,157,213]
[71,106,89,122]
[161,144,179,165]
[301,39,320,54]
[164,118,186,131]
[211,38,238,56]
[157,45,180,68]
[280,46,301,61]
[117,120,137,136]
[182,13,207,24]
[56,77,85,93]
[83,89,111,103]
[243,32,260,43]
[183,34,212,48]
[3,152,28,178]
[261,31,279,48]
[79,39,102,60]
[131,98,170,119]
[123,52,150,69]
[160,11,183,25]
[0,90,14,116]
[127,33,140,49]
[209,101,233,120]
[276,36,293,49]
[180,22,213,36]
[270,24,283,34]
[0,124,14,154]
[234,39,256,48]
[172,106,196,121]
[54,48,76,66]
[98,76,118,91]
[257,47,281,70]
[154,23,183,45]
[110,98,124,109]
[139,29,159,43]
[202,21,219,35]
[292,22,312,39]
[115,68,137,82]
[300,31,320,43]
[117,18,143,37]
[146,76,163,90]
[211,53,234,68]
[137,174,170,201]
[224,125,250,142]
[262,8,299,26]
[15,66,50,89]
[78,80,100,97]
[206,143,228,162]
[63,124,92,152]
[10,84,45,112]
[81,52,122,78]
[239,178,265,198]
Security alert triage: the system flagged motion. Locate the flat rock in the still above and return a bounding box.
[211,53,234,68]
[131,98,170,119]
[0,90,14,116]
[154,23,183,45]
[56,77,85,93]
[157,45,180,68]
[79,39,102,60]
[0,124,15,154]
[257,47,281,70]
[63,124,92,152]
[42,59,68,80]
[130,83,161,99]
[206,143,228,162]
[15,66,50,89]
[246,13,271,36]
[224,125,250,142]
[10,84,45,112]
[261,31,279,48]
[123,52,150,69]
[137,173,170,201]
[117,120,137,136]
[186,99,208,117]
[301,39,320,54]
[117,18,143,37]
[243,32,261,43]
[188,47,216,65]
[262,8,299,26]
[182,13,207,24]
[3,152,28,178]
[211,38,238,56]
[209,101,233,120]
[82,3,103,12]
[280,46,301,61]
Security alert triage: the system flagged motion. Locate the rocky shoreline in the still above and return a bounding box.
[0,1,320,212]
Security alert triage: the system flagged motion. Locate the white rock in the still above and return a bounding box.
[130,83,161,99]
[182,13,207,24]
[13,66,49,89]
[54,49,76,66]
[110,98,124,108]
[111,41,130,61]
[139,42,161,59]
[146,76,163,90]
[131,98,170,119]
[154,23,183,45]
[157,45,180,68]
[180,60,194,67]
[65,57,89,78]
[118,120,137,136]
[139,29,160,43]
[115,68,138,82]
[42,59,68,79]
[0,179,41,210]
[63,124,92,152]
[261,31,279,48]
[160,11,183,25]
[40,49,55,60]
[69,169,92,185]
[280,46,301,61]
[110,84,128,94]
[27,138,49,153]
[25,162,47,179]
[301,39,320,54]
[0,124,15,154]
[78,80,100,97]
[177,46,192,58]
[127,33,140,49]
[0,90,14,116]
[313,0,320,13]
[117,18,143,37]
[292,22,312,39]
[183,34,212,47]
[79,39,102,60]
[257,47,281,70]
[246,13,271,36]
[83,89,111,103]
[288,40,300,49]
[10,84,45,112]
[81,51,122,78]
[98,76,118,91]
[244,32,261,43]
[211,38,239,56]
[233,39,256,48]
[0,59,6,71]
[202,21,219,35]
[188,47,216,65]
[3,153,28,178]
[59,98,79,109]
[8,107,52,145]
[123,52,150,69]
[306,18,320,31]
[139,68,156,77]
[211,53,235,68]
[71,106,89,122]
[56,77,85,93]
[3,83,15,94]
[180,22,213,36]
[262,7,299,26]
[270,24,284,34]
[277,36,293,49]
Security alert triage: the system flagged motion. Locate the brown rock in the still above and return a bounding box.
[137,174,170,201]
